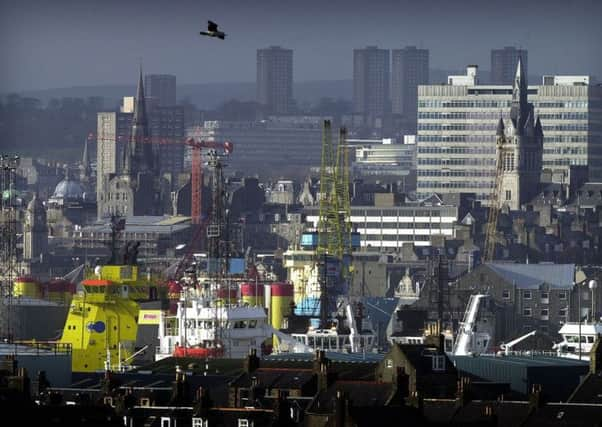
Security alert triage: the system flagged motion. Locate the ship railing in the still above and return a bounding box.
[9,340,72,355]
[452,350,562,358]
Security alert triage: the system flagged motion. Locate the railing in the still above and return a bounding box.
[7,340,72,355]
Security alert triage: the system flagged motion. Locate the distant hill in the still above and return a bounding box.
[7,69,541,110]
[9,80,353,110]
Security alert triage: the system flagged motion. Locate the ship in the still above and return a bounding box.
[552,321,602,360]
[155,282,273,360]
[58,217,156,372]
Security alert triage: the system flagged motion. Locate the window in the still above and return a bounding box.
[432,355,446,372]
[523,308,532,317]
[559,308,568,316]
[502,290,510,299]
[192,418,208,427]
[505,190,512,201]
[238,420,251,427]
[161,417,171,427]
[541,309,549,316]
[559,292,567,300]
[541,292,549,300]
[386,359,393,368]
[523,291,532,300]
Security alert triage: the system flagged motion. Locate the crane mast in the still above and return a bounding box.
[483,135,504,262]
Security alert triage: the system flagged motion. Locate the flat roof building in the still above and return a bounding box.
[417,66,602,203]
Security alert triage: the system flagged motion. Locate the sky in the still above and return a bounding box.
[1,0,601,91]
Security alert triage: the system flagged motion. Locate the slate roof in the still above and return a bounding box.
[485,263,575,289]
[308,381,395,415]
[230,368,315,390]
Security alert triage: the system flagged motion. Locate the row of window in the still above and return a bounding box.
[522,307,567,317]
[417,135,496,143]
[418,123,507,131]
[418,158,495,166]
[418,111,589,120]
[307,208,450,217]
[417,170,495,177]
[364,234,432,241]
[358,222,447,228]
[418,100,589,109]
[417,146,495,155]
[417,181,495,189]
[542,124,588,131]
[502,289,568,300]
[543,147,588,155]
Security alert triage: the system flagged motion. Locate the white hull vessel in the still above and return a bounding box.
[553,321,602,361]
[156,287,273,360]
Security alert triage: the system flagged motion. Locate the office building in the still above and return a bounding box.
[416,65,602,203]
[148,106,185,176]
[186,117,327,177]
[392,46,429,131]
[491,47,528,85]
[305,202,458,250]
[256,46,293,115]
[353,46,390,118]
[144,74,176,107]
[96,111,132,202]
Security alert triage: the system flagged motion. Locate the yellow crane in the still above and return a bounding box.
[483,121,506,262]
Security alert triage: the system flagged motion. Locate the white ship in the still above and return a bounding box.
[286,302,377,353]
[155,285,274,360]
[553,321,602,360]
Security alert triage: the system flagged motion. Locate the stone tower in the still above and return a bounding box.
[23,194,48,261]
[496,58,543,210]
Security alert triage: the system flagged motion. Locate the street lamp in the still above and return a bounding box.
[589,279,598,322]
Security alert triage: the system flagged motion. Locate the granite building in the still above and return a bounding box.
[417,64,602,203]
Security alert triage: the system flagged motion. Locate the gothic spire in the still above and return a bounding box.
[125,65,153,174]
[81,135,91,180]
[496,117,505,136]
[510,57,531,131]
[512,56,528,107]
[133,65,147,128]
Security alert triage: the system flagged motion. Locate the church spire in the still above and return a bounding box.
[512,56,528,107]
[80,135,91,182]
[124,65,153,174]
[133,65,147,128]
[510,57,531,132]
[496,116,505,136]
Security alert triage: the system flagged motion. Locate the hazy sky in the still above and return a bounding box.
[1,0,601,91]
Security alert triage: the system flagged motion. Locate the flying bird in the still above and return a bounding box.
[200,20,226,40]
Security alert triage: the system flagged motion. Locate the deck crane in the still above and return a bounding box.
[499,330,537,356]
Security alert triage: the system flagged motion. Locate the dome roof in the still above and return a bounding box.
[52,179,85,201]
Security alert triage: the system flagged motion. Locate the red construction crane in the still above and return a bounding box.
[185,137,233,225]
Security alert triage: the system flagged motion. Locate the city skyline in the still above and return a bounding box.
[1,0,601,92]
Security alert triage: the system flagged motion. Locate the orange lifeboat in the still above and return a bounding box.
[173,345,224,358]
